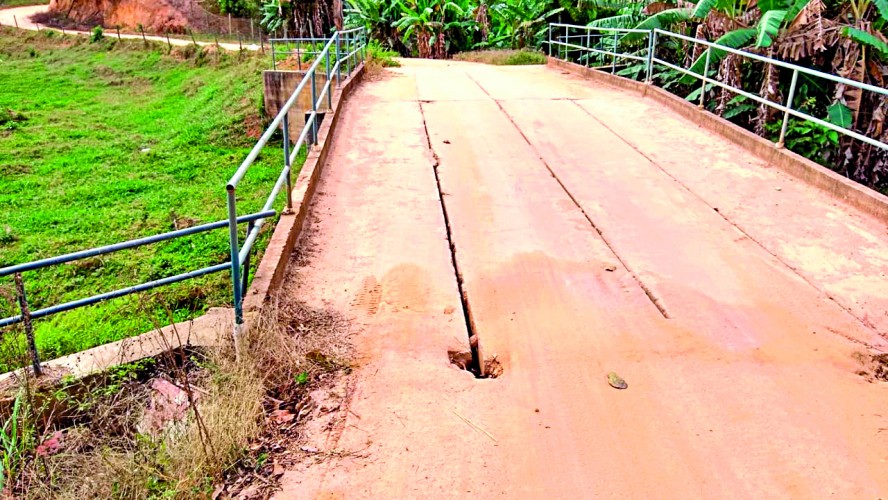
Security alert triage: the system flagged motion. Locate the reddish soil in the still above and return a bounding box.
[276,60,888,497]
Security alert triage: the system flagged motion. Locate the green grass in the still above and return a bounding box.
[0,0,49,8]
[0,27,299,371]
[367,39,400,68]
[454,49,547,65]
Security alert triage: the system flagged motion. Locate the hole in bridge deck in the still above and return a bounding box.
[448,347,503,380]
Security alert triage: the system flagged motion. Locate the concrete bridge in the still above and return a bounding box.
[273,58,888,497]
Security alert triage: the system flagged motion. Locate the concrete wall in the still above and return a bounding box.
[263,70,332,142]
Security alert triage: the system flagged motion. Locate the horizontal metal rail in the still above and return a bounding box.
[655,29,888,97]
[650,29,888,150]
[549,22,650,34]
[0,264,228,328]
[548,24,652,74]
[547,23,888,152]
[0,210,276,328]
[0,210,275,277]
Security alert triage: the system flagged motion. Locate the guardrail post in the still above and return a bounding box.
[778,68,799,148]
[14,273,41,377]
[227,191,243,329]
[311,70,319,145]
[241,222,253,296]
[326,45,332,109]
[645,30,655,83]
[548,24,552,57]
[563,25,568,60]
[585,28,591,67]
[612,30,618,74]
[335,33,342,86]
[283,114,293,211]
[271,40,276,70]
[699,48,711,108]
[345,31,351,75]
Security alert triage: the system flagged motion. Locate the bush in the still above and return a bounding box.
[89,25,103,43]
[367,39,400,68]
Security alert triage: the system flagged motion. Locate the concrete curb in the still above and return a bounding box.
[242,63,365,327]
[548,57,888,223]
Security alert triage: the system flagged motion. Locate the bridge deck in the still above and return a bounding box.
[277,60,888,498]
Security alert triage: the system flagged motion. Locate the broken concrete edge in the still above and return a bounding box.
[0,64,366,396]
[241,62,365,331]
[0,307,230,393]
[547,57,888,224]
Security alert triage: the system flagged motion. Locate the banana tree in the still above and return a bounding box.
[392,0,469,57]
[828,0,888,184]
[491,0,564,48]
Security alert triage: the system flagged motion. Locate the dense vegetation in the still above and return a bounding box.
[317,0,887,191]
[0,28,282,370]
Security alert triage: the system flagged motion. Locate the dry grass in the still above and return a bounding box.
[453,49,547,66]
[5,292,353,499]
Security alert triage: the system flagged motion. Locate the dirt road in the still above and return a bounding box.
[277,60,888,498]
[0,4,256,51]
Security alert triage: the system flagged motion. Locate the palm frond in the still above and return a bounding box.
[873,0,888,23]
[691,0,719,19]
[756,9,786,47]
[681,28,756,84]
[843,26,888,56]
[588,14,642,29]
[634,8,692,30]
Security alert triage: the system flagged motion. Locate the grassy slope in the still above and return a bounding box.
[0,0,49,8]
[0,28,290,369]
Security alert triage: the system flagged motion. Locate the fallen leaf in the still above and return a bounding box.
[607,372,628,390]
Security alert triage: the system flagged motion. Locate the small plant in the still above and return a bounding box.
[90,25,104,43]
[367,39,400,68]
[0,108,26,132]
[0,226,16,245]
[0,391,31,492]
[295,371,309,385]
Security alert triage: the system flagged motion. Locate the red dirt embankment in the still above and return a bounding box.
[46,0,200,33]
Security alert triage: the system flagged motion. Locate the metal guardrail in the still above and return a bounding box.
[0,27,366,373]
[0,210,275,374]
[227,26,367,332]
[269,37,329,70]
[547,23,888,150]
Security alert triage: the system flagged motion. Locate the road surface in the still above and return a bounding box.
[277,60,888,498]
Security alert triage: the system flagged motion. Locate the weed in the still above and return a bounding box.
[454,49,547,65]
[0,391,32,493]
[367,39,400,68]
[89,26,103,44]
[0,108,26,132]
